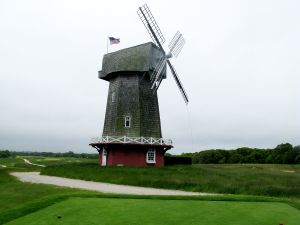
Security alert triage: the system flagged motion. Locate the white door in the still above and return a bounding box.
[102,149,107,166]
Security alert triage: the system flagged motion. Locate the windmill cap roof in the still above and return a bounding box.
[98,42,166,81]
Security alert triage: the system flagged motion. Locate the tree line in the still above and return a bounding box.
[0,150,98,159]
[2,143,300,164]
[181,143,300,164]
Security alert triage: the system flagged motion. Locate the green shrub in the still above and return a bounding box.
[164,156,192,165]
[0,150,10,158]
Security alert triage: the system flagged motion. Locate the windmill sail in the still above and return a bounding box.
[137,4,165,49]
[138,4,189,104]
[151,56,167,90]
[168,31,185,58]
[167,60,189,104]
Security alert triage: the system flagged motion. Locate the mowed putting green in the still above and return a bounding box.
[6,198,300,225]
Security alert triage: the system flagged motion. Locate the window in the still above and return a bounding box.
[111,92,116,103]
[146,150,156,163]
[124,116,131,128]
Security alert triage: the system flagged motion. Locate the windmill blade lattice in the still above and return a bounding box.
[168,31,185,58]
[137,4,165,47]
[151,57,167,83]
[151,56,167,92]
[138,4,189,104]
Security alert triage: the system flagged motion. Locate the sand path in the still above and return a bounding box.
[22,159,45,167]
[11,172,213,196]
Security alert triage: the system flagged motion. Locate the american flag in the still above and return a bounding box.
[109,37,120,45]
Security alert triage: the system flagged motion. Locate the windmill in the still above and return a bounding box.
[90,4,188,166]
[137,4,188,104]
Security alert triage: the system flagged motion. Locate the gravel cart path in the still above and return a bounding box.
[11,172,213,196]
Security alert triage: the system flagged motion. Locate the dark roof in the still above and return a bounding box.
[98,42,166,81]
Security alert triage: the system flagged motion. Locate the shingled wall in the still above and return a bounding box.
[102,72,162,138]
[100,42,165,139]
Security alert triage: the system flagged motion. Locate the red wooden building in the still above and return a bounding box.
[90,137,172,166]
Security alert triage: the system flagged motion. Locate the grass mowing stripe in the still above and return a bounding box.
[6,197,300,225]
[1,192,300,224]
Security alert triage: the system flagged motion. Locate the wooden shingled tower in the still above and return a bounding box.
[90,4,188,166]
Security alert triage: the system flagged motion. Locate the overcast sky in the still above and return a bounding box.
[0,0,299,154]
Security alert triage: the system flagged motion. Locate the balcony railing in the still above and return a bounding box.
[91,136,172,146]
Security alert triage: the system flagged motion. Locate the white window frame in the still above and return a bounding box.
[124,116,131,128]
[146,149,156,164]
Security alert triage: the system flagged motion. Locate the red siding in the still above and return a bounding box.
[98,145,165,166]
[98,150,102,165]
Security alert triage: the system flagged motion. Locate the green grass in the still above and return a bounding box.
[0,169,98,224]
[0,157,33,170]
[41,163,300,198]
[2,157,300,224]
[0,156,96,169]
[0,157,99,224]
[20,156,96,166]
[5,197,300,225]
[0,169,84,211]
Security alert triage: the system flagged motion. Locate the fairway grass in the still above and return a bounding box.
[0,166,98,224]
[2,158,300,224]
[21,156,96,167]
[6,197,300,225]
